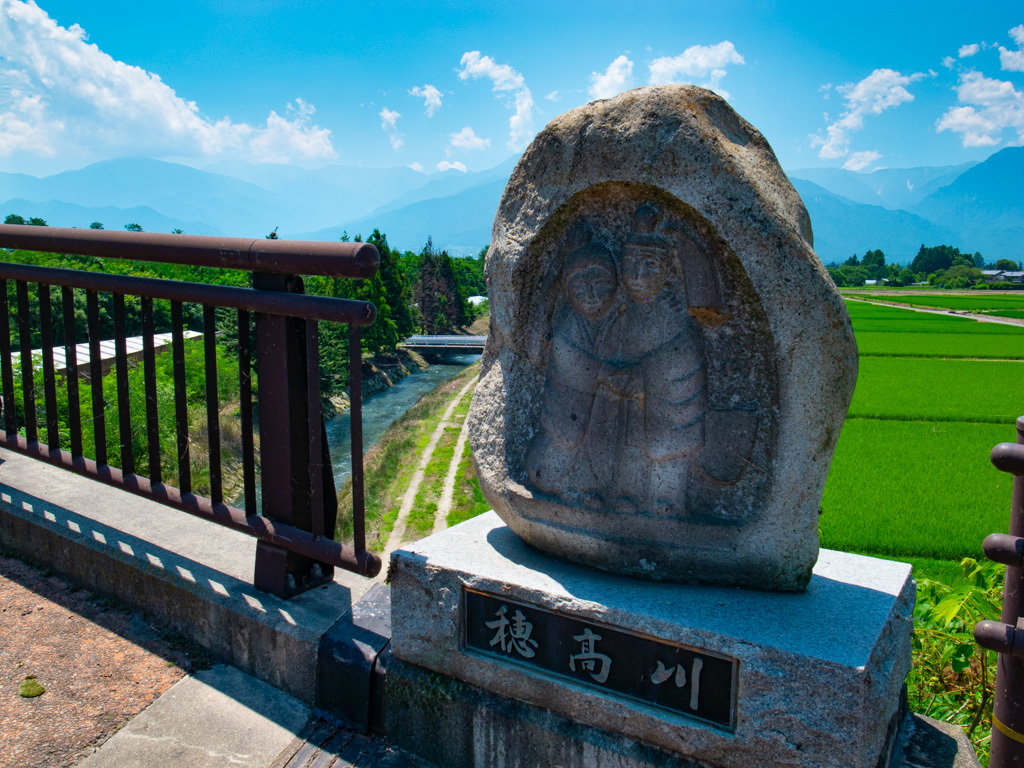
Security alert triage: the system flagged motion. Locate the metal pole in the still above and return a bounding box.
[975,416,1024,766]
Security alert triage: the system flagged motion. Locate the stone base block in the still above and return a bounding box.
[389,512,914,768]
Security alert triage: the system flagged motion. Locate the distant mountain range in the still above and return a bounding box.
[1,148,1020,263]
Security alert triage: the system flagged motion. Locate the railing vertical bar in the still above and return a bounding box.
[61,287,82,457]
[85,290,106,464]
[0,281,16,434]
[16,281,36,444]
[112,293,133,474]
[141,298,161,483]
[237,309,256,514]
[38,284,60,450]
[171,301,190,494]
[349,324,366,553]
[306,320,324,539]
[203,305,221,504]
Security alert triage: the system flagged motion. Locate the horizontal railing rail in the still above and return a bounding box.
[0,225,379,277]
[0,225,382,597]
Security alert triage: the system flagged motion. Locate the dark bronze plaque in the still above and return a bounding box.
[462,588,738,730]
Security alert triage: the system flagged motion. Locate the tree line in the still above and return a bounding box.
[1,213,488,401]
[827,244,1022,290]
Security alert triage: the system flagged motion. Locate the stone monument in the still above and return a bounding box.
[468,84,857,592]
[388,86,913,768]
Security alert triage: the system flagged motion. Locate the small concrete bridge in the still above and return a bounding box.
[399,335,486,355]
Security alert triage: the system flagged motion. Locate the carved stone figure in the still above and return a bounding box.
[525,227,616,506]
[467,85,858,591]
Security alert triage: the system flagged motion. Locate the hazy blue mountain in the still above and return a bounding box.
[789,162,977,210]
[202,160,436,223]
[0,158,306,237]
[792,179,963,264]
[368,156,519,216]
[298,178,506,255]
[910,147,1024,260]
[0,197,223,235]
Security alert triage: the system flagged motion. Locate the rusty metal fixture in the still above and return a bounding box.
[0,227,383,596]
[0,224,379,278]
[975,419,1024,765]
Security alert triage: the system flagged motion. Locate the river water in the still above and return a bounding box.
[234,356,478,510]
[325,355,480,489]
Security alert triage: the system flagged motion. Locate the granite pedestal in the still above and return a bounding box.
[389,512,914,768]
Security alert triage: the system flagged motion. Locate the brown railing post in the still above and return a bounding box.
[252,273,337,598]
[975,416,1024,766]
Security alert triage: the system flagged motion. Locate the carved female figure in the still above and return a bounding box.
[525,233,617,506]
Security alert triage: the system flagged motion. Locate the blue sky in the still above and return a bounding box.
[1,0,1021,177]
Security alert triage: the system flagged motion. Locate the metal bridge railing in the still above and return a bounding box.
[0,224,382,598]
[975,417,1024,764]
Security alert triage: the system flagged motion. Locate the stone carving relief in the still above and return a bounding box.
[518,191,775,529]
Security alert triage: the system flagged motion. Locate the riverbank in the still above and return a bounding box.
[335,362,484,553]
[323,347,429,418]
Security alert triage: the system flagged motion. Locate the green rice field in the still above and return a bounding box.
[822,299,1024,582]
[846,293,1024,312]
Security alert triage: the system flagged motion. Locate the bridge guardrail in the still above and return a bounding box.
[0,224,382,597]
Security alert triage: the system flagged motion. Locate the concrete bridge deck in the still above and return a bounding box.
[399,334,485,355]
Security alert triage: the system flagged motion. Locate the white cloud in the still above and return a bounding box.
[379,107,400,130]
[458,51,534,150]
[0,0,335,163]
[408,161,424,172]
[436,160,467,172]
[378,107,403,151]
[648,41,744,98]
[959,43,981,58]
[409,84,442,117]
[458,51,524,91]
[936,69,1024,146]
[449,126,490,151]
[545,90,561,102]
[589,55,634,99]
[843,150,882,171]
[811,68,927,160]
[999,25,1024,72]
[942,56,956,69]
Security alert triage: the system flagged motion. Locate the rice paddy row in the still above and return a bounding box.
[821,299,1023,584]
[846,292,1024,312]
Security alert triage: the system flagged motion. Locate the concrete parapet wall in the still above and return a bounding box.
[0,449,375,707]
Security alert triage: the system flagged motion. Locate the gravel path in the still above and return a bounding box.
[0,553,197,768]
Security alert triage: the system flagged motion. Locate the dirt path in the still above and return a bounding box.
[846,296,1024,328]
[379,377,477,571]
[434,405,474,534]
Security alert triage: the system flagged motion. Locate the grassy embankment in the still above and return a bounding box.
[822,297,1024,585]
[336,361,484,552]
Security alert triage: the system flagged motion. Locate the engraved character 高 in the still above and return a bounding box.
[569,627,612,684]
